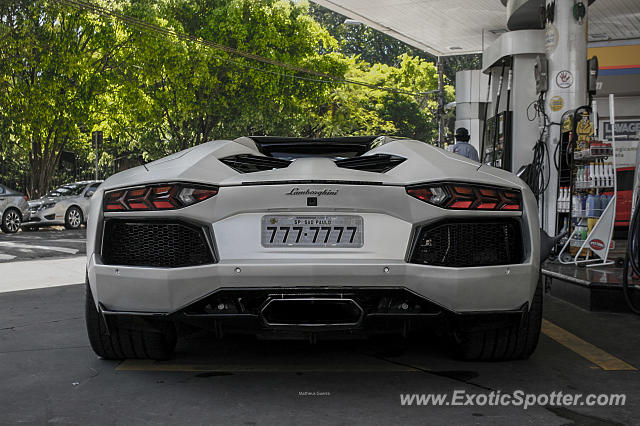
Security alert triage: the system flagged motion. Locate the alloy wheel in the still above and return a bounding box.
[4,210,21,233]
[68,208,82,228]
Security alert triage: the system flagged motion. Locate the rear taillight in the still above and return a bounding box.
[103,183,218,211]
[406,183,521,211]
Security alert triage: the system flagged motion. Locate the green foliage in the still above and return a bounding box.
[308,54,444,139]
[101,0,351,159]
[0,0,130,195]
[1,0,453,195]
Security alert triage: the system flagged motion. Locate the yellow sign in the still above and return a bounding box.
[576,112,594,151]
[549,96,564,112]
[576,112,594,140]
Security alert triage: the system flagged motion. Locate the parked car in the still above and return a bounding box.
[0,184,30,234]
[85,136,542,361]
[24,181,102,230]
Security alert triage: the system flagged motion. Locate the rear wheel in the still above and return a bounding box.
[453,279,542,361]
[64,206,83,230]
[85,280,176,360]
[1,208,21,234]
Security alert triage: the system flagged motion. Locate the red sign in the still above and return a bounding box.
[589,239,605,251]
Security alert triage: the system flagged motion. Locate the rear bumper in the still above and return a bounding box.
[87,254,538,315]
[101,287,530,338]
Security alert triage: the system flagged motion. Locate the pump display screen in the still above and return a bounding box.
[482,111,512,172]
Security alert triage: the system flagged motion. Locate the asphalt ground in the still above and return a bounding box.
[0,228,86,262]
[1,231,640,424]
[1,282,639,425]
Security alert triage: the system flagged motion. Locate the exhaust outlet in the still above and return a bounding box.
[260,298,363,327]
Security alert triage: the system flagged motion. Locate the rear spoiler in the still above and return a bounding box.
[247,136,395,158]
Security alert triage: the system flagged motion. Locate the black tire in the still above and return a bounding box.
[560,252,573,264]
[85,280,176,360]
[1,208,21,234]
[64,206,83,230]
[453,279,542,361]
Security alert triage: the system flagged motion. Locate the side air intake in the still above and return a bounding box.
[220,154,292,173]
[410,219,524,267]
[335,154,406,173]
[102,220,215,268]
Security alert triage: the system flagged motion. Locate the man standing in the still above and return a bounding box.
[451,127,479,162]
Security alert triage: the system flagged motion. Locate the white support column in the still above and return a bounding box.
[455,70,490,153]
[543,0,589,234]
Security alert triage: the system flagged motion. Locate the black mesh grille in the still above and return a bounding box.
[102,220,214,267]
[410,220,523,267]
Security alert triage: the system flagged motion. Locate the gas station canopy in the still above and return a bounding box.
[312,0,640,56]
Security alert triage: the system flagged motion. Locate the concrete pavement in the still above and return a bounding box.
[0,228,86,263]
[0,228,86,292]
[0,256,85,293]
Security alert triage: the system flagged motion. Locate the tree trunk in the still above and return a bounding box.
[28,133,63,198]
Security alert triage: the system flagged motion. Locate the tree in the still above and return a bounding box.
[0,0,131,196]
[1,0,456,195]
[96,0,351,160]
[305,54,451,142]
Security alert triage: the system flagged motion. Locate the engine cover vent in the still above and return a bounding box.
[220,154,292,173]
[335,154,406,173]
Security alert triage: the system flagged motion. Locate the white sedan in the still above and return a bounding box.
[24,181,102,230]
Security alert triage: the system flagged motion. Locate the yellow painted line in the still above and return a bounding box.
[542,319,637,371]
[116,359,419,372]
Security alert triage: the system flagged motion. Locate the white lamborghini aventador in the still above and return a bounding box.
[85,136,543,361]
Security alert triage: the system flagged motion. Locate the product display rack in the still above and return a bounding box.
[557,131,617,266]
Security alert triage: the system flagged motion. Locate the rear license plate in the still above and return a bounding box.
[261,215,363,248]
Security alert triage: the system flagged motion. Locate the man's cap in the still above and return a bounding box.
[455,127,470,141]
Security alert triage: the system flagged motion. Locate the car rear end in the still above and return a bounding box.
[85,137,541,361]
[0,185,29,233]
